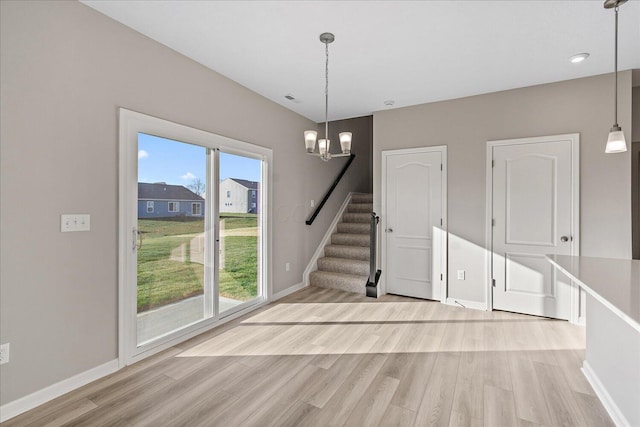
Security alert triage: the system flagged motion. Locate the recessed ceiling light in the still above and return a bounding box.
[569,53,590,63]
[384,100,395,107]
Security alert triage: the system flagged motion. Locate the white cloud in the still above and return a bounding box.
[138,150,149,159]
[181,172,196,180]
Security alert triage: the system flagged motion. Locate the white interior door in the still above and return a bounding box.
[383,147,446,300]
[491,135,578,320]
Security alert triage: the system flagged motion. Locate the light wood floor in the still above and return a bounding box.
[3,286,613,427]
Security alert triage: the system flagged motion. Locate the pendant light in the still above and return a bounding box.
[604,0,628,154]
[304,33,352,161]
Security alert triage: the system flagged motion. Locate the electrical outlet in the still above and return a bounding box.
[457,270,466,280]
[310,200,315,208]
[0,343,10,365]
[285,262,291,272]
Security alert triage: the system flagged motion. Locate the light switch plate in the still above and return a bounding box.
[457,270,466,280]
[61,214,91,232]
[0,343,9,365]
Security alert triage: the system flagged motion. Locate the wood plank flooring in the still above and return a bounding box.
[2,286,614,426]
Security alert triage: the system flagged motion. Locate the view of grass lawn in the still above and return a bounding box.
[219,236,258,301]
[137,214,258,312]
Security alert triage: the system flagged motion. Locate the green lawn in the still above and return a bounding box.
[137,215,258,312]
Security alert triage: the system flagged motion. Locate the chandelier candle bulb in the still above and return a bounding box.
[318,139,329,155]
[339,132,352,154]
[304,130,318,153]
[605,128,627,153]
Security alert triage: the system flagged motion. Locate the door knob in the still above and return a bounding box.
[560,235,570,242]
[387,228,394,233]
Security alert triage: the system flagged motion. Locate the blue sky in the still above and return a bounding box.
[138,133,261,185]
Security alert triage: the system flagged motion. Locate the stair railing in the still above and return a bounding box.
[306,154,356,225]
[366,211,382,297]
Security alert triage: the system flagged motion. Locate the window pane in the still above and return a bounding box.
[218,152,261,313]
[137,133,207,345]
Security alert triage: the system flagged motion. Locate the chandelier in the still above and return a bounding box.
[304,32,352,161]
[604,0,628,153]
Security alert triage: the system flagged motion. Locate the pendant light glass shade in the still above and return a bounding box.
[339,132,352,154]
[304,130,317,153]
[605,126,627,153]
[604,0,628,154]
[318,139,330,155]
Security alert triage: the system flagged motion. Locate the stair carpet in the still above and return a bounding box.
[309,193,373,294]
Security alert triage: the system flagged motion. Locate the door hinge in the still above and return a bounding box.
[492,218,495,226]
[440,163,443,171]
[492,278,496,287]
[440,218,443,226]
[440,273,443,281]
[492,160,495,168]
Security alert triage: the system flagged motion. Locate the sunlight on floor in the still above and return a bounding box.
[177,301,585,357]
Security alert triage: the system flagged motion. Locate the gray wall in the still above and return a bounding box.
[634,86,640,140]
[0,1,368,405]
[374,72,633,303]
[320,115,373,195]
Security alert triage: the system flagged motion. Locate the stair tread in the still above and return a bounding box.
[342,213,371,224]
[310,270,368,279]
[337,222,369,234]
[324,244,370,260]
[319,256,369,265]
[325,243,369,250]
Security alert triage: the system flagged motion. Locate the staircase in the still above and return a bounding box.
[309,193,373,294]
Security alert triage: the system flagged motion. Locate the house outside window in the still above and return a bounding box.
[251,203,256,209]
[252,191,256,198]
[168,201,179,212]
[192,203,202,216]
[226,190,231,198]
[147,201,154,213]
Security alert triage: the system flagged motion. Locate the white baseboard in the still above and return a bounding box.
[582,361,630,427]
[445,297,487,311]
[0,358,119,423]
[272,282,307,301]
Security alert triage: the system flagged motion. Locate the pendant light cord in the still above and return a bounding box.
[325,40,329,140]
[614,5,619,126]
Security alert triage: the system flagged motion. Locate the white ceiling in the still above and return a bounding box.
[81,0,640,123]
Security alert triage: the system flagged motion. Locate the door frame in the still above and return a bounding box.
[118,108,272,367]
[381,145,448,302]
[485,133,580,322]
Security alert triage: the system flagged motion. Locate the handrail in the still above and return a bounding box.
[366,211,382,298]
[305,154,356,225]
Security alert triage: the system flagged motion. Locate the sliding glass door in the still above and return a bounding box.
[119,109,271,363]
[136,133,211,346]
[217,151,263,316]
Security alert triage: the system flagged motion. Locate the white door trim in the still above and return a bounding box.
[485,133,580,322]
[381,145,448,301]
